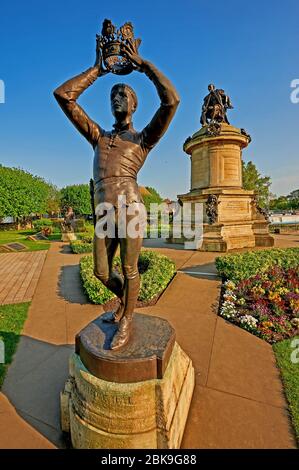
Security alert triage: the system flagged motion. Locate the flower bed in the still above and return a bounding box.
[219,266,299,343]
[80,250,176,305]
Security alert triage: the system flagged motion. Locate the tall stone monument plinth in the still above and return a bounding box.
[170,124,273,251]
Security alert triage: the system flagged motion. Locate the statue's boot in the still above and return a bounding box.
[101,270,124,323]
[102,303,124,323]
[110,315,132,350]
[110,271,139,349]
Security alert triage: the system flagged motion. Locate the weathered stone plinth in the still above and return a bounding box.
[186,124,246,190]
[61,231,77,242]
[61,313,195,448]
[168,124,273,251]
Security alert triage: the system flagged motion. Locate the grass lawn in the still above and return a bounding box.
[0,230,50,251]
[0,229,90,252]
[0,302,30,388]
[273,336,299,445]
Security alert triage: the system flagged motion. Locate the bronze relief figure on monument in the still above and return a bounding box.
[168,83,274,251]
[55,20,195,449]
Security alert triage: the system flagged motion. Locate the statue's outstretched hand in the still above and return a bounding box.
[121,39,144,71]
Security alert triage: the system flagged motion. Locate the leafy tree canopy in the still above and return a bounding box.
[0,165,55,219]
[60,184,91,216]
[270,194,299,211]
[142,186,163,212]
[242,161,271,208]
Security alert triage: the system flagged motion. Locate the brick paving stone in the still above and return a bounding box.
[0,251,47,304]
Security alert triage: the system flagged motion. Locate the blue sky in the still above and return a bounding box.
[0,0,298,199]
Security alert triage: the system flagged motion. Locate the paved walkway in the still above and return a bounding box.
[0,251,47,305]
[0,235,298,448]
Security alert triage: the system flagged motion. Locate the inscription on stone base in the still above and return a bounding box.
[61,342,195,449]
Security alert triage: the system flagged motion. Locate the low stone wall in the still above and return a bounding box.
[270,224,299,234]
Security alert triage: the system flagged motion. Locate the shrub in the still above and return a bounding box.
[80,250,176,305]
[32,218,53,232]
[216,248,299,284]
[70,240,93,254]
[33,218,64,235]
[73,219,86,233]
[84,222,94,236]
[79,235,93,243]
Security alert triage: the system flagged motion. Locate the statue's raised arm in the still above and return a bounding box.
[53,50,108,149]
[121,40,180,150]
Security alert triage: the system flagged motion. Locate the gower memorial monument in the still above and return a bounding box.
[54,20,194,448]
[171,84,274,251]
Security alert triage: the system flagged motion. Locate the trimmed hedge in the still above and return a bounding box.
[32,218,62,234]
[32,218,54,233]
[70,240,93,254]
[216,248,299,283]
[80,250,176,304]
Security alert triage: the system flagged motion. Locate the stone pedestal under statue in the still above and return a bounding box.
[169,124,273,251]
[61,231,77,242]
[61,313,195,449]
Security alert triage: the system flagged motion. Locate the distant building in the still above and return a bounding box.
[1,217,14,223]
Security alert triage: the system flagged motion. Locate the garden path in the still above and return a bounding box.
[0,251,47,305]
[0,235,298,448]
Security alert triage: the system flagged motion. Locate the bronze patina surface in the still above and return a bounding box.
[96,19,141,75]
[200,83,233,127]
[75,312,176,383]
[54,20,179,350]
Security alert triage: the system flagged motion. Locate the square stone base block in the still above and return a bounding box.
[61,232,77,242]
[61,342,195,449]
[168,188,273,252]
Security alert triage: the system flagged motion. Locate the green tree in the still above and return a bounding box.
[242,161,271,208]
[287,189,299,210]
[46,185,61,216]
[0,165,54,220]
[60,184,91,216]
[269,196,290,211]
[142,186,163,213]
[270,193,299,211]
[289,198,299,210]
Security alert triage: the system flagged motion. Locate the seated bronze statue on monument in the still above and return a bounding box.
[200,83,234,127]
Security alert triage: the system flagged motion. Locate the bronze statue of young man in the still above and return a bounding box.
[54,39,179,349]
